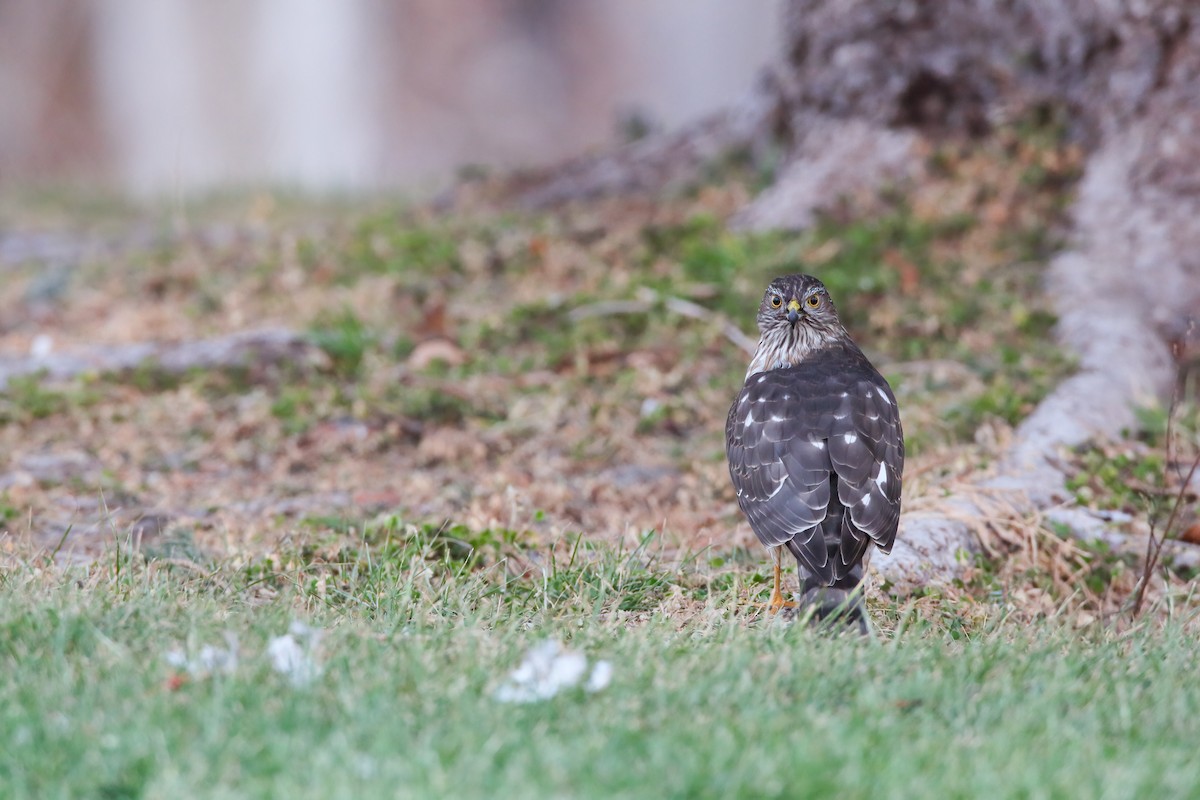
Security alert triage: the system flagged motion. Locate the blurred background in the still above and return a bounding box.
[0,0,779,197]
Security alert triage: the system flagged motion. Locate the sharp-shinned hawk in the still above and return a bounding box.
[726,274,903,631]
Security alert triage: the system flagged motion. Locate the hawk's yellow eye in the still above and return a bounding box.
[769,295,782,308]
[806,294,821,308]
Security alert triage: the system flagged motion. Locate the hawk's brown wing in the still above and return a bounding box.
[725,343,903,584]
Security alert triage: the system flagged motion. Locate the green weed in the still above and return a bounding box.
[308,309,376,379]
[0,374,80,423]
[345,216,461,277]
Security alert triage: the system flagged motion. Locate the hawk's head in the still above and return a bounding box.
[756,273,842,333]
[747,273,846,376]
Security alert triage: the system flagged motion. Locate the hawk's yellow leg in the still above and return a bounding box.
[765,547,797,613]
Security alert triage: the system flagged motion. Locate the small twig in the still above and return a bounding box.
[882,359,984,382]
[1124,479,1197,499]
[147,557,215,578]
[1129,350,1196,620]
[1165,342,1180,483]
[1131,449,1200,617]
[568,289,757,355]
[566,300,652,320]
[905,451,971,480]
[1131,522,1161,620]
[660,295,757,355]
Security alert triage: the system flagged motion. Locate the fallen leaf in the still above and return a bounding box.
[407,338,465,370]
[417,428,487,466]
[883,249,920,295]
[417,297,448,338]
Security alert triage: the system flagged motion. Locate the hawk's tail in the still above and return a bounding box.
[798,569,869,635]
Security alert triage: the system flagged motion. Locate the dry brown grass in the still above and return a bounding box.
[2,126,1196,626]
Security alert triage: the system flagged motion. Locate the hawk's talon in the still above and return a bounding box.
[766,590,798,613]
[752,557,796,613]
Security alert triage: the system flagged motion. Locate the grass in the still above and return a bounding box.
[308,308,378,379]
[2,553,1200,799]
[0,374,79,424]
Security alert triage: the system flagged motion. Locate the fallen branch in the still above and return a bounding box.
[0,328,325,391]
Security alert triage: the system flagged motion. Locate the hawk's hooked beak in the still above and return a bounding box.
[786,298,802,325]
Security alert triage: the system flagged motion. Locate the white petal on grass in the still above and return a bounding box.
[266,636,308,684]
[493,640,611,703]
[268,621,324,687]
[164,633,239,677]
[585,660,613,693]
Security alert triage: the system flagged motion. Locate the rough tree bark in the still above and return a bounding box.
[510,1,1200,592]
